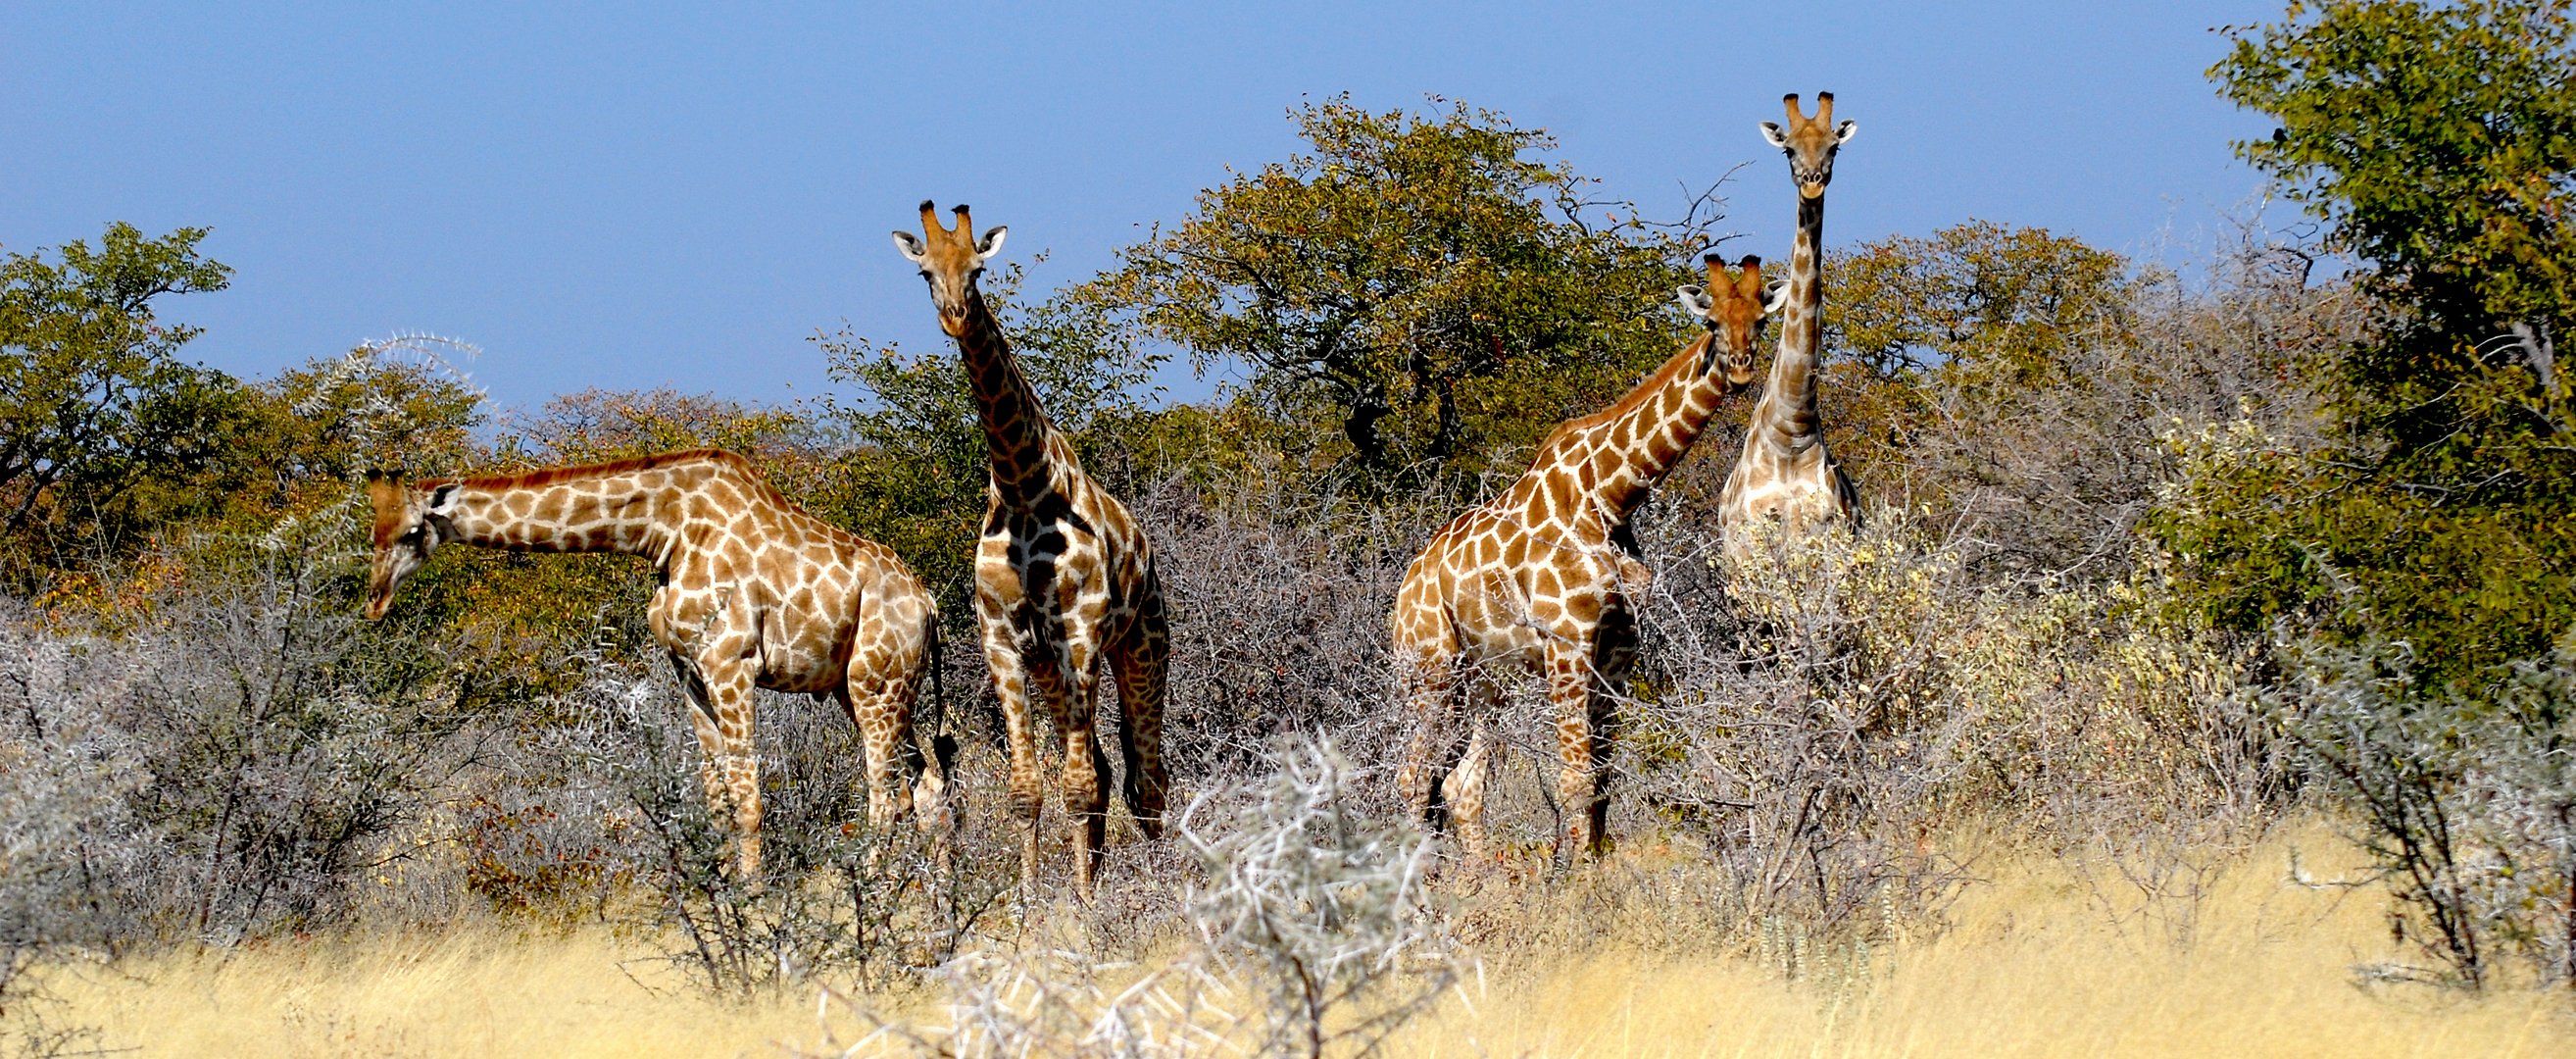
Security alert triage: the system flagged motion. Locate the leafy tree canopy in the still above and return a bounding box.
[1067,95,1728,493]
[2179,0,2576,678]
[0,223,243,580]
[1831,220,2136,381]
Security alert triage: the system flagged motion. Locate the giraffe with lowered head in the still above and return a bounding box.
[892,202,1169,896]
[1393,254,1782,863]
[1722,92,1863,562]
[366,449,952,881]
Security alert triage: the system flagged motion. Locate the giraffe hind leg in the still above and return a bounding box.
[1108,605,1169,839]
[1394,649,1471,836]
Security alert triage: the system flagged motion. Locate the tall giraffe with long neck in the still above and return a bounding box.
[892,202,1168,895]
[1393,255,1780,863]
[1722,92,1862,561]
[365,449,950,880]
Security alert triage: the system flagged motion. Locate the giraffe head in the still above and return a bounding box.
[890,201,1007,338]
[1674,254,1784,389]
[364,472,458,621]
[1759,92,1857,200]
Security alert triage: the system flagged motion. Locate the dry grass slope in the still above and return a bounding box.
[43,827,2572,1058]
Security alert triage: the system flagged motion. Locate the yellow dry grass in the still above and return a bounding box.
[44,926,822,1058]
[41,826,2575,1057]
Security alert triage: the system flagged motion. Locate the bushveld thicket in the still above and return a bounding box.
[4,1,2573,1052]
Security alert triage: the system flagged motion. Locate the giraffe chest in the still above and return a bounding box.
[974,495,1145,642]
[1724,460,1846,522]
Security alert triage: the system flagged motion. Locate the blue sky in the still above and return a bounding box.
[3,2,2281,415]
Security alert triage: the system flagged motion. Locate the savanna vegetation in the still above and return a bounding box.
[3,1,2573,1054]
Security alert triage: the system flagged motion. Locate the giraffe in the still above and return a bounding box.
[892,201,1169,896]
[1392,254,1781,864]
[1721,92,1862,563]
[364,448,952,881]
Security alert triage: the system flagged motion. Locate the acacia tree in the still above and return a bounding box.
[0,224,242,577]
[2193,0,2576,676]
[1830,221,2136,381]
[2197,0,2576,988]
[1071,96,1729,492]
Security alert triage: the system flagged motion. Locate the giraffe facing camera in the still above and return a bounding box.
[1759,92,1858,201]
[1724,90,1864,564]
[1393,252,1779,866]
[895,202,1170,898]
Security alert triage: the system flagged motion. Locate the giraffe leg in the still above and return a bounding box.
[679,647,764,882]
[838,683,916,834]
[1038,624,1111,898]
[1588,604,1638,860]
[1107,589,1169,839]
[1445,710,1497,864]
[977,601,1045,892]
[1545,636,1611,866]
[844,595,937,837]
[1395,670,1466,832]
[1392,603,1464,835]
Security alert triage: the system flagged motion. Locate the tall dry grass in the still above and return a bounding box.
[38,825,2570,1057]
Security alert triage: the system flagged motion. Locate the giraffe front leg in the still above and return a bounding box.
[978,606,1045,893]
[1545,637,1612,866]
[1446,712,1497,864]
[1049,626,1111,899]
[677,649,764,882]
[1392,604,1464,838]
[1394,656,1458,833]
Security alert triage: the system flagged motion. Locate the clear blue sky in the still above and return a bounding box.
[3,2,2281,415]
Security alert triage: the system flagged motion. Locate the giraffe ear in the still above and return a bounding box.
[426,483,460,515]
[891,230,928,264]
[1834,120,1858,145]
[1760,278,1790,315]
[1759,122,1790,149]
[1675,283,1714,319]
[973,226,1008,263]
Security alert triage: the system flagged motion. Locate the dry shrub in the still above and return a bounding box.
[1135,476,1434,793]
[807,735,1463,1059]
[1591,507,2270,941]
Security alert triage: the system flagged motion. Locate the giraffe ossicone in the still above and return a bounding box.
[895,201,1170,897]
[1394,254,1777,866]
[365,449,952,881]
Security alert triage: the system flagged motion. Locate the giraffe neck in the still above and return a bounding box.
[430,461,701,563]
[1576,330,1739,523]
[954,289,1067,503]
[1752,193,1826,456]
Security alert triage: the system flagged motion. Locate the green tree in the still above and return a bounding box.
[1830,220,2135,381]
[2189,0,2576,676]
[1071,96,1728,493]
[1820,222,2162,578]
[0,223,244,577]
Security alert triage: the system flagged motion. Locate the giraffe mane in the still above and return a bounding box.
[422,448,764,493]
